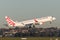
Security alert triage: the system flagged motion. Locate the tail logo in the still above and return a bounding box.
[5,16,15,26]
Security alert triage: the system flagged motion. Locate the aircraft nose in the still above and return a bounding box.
[53,17,56,20]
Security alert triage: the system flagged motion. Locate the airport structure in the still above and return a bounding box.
[0,27,60,37]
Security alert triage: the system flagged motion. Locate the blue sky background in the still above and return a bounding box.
[0,0,60,28]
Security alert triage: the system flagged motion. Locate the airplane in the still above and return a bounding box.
[5,16,56,28]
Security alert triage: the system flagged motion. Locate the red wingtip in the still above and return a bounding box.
[34,19,38,22]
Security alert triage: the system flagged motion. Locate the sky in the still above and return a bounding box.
[0,0,60,28]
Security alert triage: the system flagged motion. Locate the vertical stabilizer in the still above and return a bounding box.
[5,16,15,26]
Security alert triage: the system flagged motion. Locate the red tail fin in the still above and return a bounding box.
[5,16,15,26]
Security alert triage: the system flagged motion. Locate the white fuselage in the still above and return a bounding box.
[14,16,56,27]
